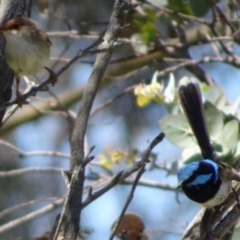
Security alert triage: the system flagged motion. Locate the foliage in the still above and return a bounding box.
[1,0,240,240]
[160,78,240,166]
[99,147,137,169]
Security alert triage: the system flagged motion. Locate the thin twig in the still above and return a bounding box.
[82,133,165,208]
[0,167,62,177]
[157,56,240,78]
[0,197,59,220]
[109,165,146,240]
[121,178,176,191]
[0,197,65,234]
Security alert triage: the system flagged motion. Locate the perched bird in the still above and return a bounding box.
[177,83,240,208]
[0,16,53,104]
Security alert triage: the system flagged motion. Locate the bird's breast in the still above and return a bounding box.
[3,31,50,76]
[181,177,231,208]
[202,181,231,208]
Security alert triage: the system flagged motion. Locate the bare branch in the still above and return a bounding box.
[0,197,64,234]
[53,1,128,239]
[82,133,165,208]
[0,197,59,220]
[0,167,62,178]
[109,165,146,240]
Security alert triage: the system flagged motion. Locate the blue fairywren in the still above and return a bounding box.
[177,83,240,208]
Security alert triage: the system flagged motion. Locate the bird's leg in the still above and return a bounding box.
[44,67,57,86]
[15,76,27,107]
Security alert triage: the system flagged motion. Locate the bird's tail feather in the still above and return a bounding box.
[178,83,216,161]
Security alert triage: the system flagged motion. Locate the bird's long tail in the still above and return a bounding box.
[178,83,217,161]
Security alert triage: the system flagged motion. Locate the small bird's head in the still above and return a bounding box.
[177,159,224,206]
[0,17,51,46]
[0,17,35,36]
[177,159,218,188]
[0,18,26,31]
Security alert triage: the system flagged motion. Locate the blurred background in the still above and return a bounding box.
[0,0,240,239]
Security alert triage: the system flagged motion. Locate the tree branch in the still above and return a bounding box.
[53,1,128,239]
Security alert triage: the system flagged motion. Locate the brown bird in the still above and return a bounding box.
[0,16,54,105]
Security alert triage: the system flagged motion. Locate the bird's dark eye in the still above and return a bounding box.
[11,23,20,29]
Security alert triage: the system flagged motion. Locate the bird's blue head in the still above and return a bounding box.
[177,159,218,186]
[177,159,221,204]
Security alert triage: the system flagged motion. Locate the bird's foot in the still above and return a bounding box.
[16,91,28,108]
[44,67,58,86]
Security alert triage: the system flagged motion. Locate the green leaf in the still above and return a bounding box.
[219,120,239,156]
[160,113,198,148]
[222,95,240,116]
[168,0,214,17]
[205,82,240,117]
[161,83,240,163]
[141,22,158,43]
[205,83,227,109]
[234,141,240,157]
[133,9,158,44]
[182,147,202,163]
[204,102,224,142]
[145,8,158,22]
[189,0,211,17]
[168,0,193,15]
